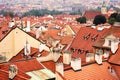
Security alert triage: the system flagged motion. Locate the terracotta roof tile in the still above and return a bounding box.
[10,47,39,61]
[109,44,120,65]
[40,50,49,57]
[64,62,117,80]
[42,61,55,73]
[111,65,120,79]
[69,27,107,52]
[83,11,101,19]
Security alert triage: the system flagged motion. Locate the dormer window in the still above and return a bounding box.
[84,33,91,40]
[91,34,99,42]
[70,48,75,52]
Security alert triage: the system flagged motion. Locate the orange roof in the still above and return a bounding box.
[10,47,39,61]
[42,61,55,73]
[0,21,11,41]
[60,36,73,45]
[40,50,49,57]
[83,11,101,19]
[0,59,43,79]
[69,27,108,52]
[111,64,120,79]
[64,62,117,80]
[109,44,120,65]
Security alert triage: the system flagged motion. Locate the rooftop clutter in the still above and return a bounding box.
[0,13,120,80]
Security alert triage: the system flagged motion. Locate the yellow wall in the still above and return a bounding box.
[0,28,49,61]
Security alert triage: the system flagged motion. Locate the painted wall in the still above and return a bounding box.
[0,28,49,61]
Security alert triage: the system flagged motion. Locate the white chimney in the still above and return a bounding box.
[53,48,61,62]
[56,62,64,76]
[63,50,71,65]
[39,43,46,52]
[36,29,40,39]
[71,58,81,71]
[24,40,31,56]
[95,53,102,65]
[9,21,15,28]
[111,40,119,54]
[26,21,31,32]
[9,65,18,79]
[103,50,110,59]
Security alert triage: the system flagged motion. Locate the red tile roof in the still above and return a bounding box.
[69,27,107,52]
[64,62,117,80]
[94,27,120,48]
[0,21,11,41]
[109,44,120,65]
[111,64,120,79]
[83,11,101,19]
[10,47,39,61]
[40,50,49,57]
[42,61,55,73]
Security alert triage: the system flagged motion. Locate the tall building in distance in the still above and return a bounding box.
[101,0,107,14]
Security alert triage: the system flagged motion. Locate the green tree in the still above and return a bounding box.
[93,15,106,25]
[108,18,116,25]
[116,14,120,22]
[22,9,63,17]
[76,17,86,23]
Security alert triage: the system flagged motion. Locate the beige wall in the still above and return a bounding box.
[0,28,49,61]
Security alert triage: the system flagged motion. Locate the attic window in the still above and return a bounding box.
[91,34,99,42]
[78,49,84,54]
[84,33,91,40]
[70,48,75,52]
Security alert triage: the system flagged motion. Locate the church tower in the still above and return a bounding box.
[101,0,107,14]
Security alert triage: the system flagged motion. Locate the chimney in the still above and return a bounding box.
[95,53,102,65]
[53,48,61,62]
[103,50,110,59]
[9,65,18,80]
[24,40,31,56]
[26,20,31,32]
[111,39,119,54]
[56,62,64,76]
[9,20,15,29]
[39,43,46,53]
[71,58,81,71]
[36,29,40,39]
[63,50,71,65]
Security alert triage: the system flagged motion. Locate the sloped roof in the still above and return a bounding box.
[94,27,120,48]
[83,11,101,19]
[10,47,39,61]
[69,27,107,52]
[0,21,11,42]
[64,62,117,80]
[0,59,44,80]
[109,44,120,65]
[111,64,120,79]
